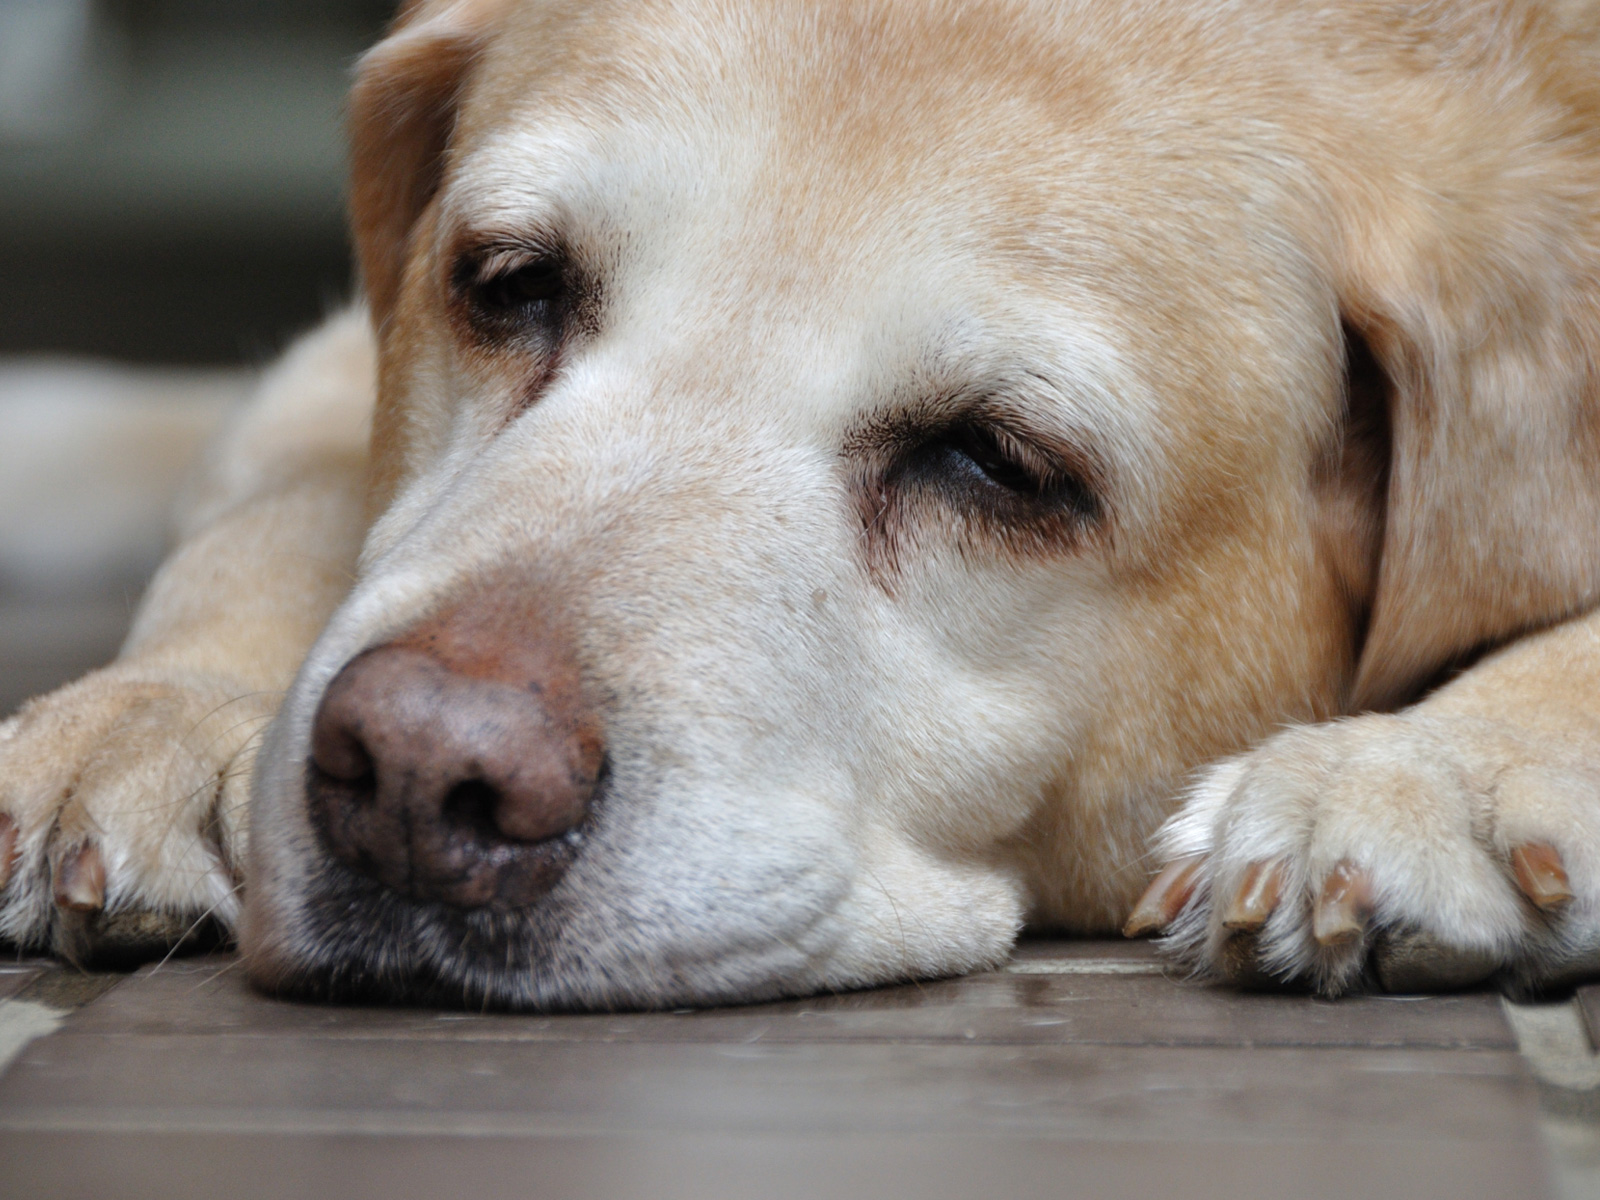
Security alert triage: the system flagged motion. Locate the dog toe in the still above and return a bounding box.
[1509,842,1574,912]
[0,668,267,962]
[1123,854,1204,937]
[1371,928,1500,993]
[1151,714,1600,996]
[52,841,106,912]
[0,813,17,892]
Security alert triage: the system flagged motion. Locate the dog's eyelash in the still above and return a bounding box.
[472,247,544,283]
[918,420,1099,519]
[853,417,1102,585]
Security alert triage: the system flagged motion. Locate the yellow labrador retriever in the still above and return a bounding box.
[2,0,1598,1007]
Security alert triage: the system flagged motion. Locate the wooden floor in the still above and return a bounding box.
[4,938,1596,1200]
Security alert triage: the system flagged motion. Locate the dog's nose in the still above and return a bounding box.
[306,625,603,910]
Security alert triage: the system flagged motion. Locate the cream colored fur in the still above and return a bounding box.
[2,0,1599,1005]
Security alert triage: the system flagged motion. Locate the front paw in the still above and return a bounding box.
[0,666,275,967]
[1128,714,1600,996]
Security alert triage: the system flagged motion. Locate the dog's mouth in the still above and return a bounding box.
[265,849,584,1010]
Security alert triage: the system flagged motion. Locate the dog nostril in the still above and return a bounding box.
[310,716,376,786]
[440,779,506,842]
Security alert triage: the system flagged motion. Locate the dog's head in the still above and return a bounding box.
[242,0,1600,1007]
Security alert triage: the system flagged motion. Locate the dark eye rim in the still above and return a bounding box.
[848,406,1106,583]
[450,241,574,337]
[473,261,565,313]
[912,417,1100,520]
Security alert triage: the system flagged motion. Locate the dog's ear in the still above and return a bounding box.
[1324,58,1600,710]
[348,0,511,329]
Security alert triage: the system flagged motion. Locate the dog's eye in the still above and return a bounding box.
[941,424,1042,495]
[452,250,572,340]
[470,260,565,318]
[480,262,564,313]
[927,421,1097,516]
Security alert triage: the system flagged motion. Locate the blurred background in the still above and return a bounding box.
[2,0,391,362]
[0,0,394,713]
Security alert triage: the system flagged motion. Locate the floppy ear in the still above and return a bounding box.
[348,0,512,330]
[1326,40,1600,710]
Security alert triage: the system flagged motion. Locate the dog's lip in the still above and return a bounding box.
[262,850,843,1014]
[256,841,564,1006]
[254,835,581,1010]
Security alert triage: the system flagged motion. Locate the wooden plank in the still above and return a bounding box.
[67,950,1514,1050]
[1009,935,1164,962]
[0,961,49,1001]
[0,1129,1550,1200]
[0,939,1551,1200]
[9,965,126,1010]
[0,1032,1536,1141]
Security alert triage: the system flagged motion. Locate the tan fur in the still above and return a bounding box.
[2,0,1598,1003]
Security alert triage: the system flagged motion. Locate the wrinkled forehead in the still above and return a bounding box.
[444,1,1222,302]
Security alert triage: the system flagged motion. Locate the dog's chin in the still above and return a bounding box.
[252,855,847,1013]
[258,862,575,1010]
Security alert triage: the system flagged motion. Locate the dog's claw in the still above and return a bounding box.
[0,814,17,892]
[1222,859,1283,932]
[1124,854,1204,936]
[1312,859,1373,946]
[54,842,107,913]
[1510,843,1573,912]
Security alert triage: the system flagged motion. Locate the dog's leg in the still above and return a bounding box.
[0,310,373,967]
[1138,606,1600,996]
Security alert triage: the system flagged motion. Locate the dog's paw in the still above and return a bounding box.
[1128,713,1600,996]
[0,666,275,967]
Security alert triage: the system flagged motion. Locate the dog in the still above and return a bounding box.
[1,0,1598,1008]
